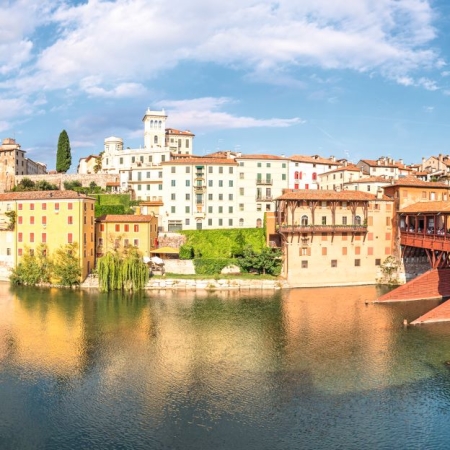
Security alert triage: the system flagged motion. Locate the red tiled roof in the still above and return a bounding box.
[277,189,391,201]
[166,128,195,136]
[385,176,449,188]
[162,157,237,165]
[345,176,392,183]
[289,155,341,165]
[320,164,361,175]
[400,201,450,213]
[236,154,287,160]
[96,214,156,223]
[0,190,94,201]
[359,159,409,169]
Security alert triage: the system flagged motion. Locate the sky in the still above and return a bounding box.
[2,0,450,171]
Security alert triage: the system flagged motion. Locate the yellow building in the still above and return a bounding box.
[95,214,158,260]
[0,190,96,280]
[273,189,395,287]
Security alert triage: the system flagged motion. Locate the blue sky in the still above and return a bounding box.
[2,0,450,171]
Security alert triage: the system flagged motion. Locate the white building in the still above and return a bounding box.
[288,155,342,189]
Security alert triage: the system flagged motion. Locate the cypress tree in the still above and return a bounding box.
[56,129,72,173]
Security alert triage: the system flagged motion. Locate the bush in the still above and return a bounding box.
[193,258,237,275]
[179,245,194,260]
[95,204,127,217]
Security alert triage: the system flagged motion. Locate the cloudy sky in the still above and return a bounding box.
[2,0,450,170]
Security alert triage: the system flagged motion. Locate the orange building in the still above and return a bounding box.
[273,189,395,287]
[95,214,158,259]
[0,190,96,280]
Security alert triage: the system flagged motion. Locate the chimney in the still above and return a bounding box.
[376,187,383,199]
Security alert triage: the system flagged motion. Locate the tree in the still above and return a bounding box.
[56,129,72,173]
[238,245,283,275]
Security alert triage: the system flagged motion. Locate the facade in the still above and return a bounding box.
[77,155,100,174]
[318,164,363,190]
[356,157,411,179]
[273,189,395,286]
[95,214,158,260]
[343,176,392,193]
[0,191,96,280]
[288,155,342,190]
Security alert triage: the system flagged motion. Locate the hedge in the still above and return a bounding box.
[95,204,126,217]
[193,258,237,275]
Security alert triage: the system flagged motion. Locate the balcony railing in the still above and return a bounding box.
[256,195,273,201]
[256,178,273,185]
[400,230,450,251]
[279,224,368,233]
[194,185,206,192]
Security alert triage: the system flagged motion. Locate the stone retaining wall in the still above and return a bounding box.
[15,173,120,190]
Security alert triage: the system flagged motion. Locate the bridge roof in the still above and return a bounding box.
[277,189,390,201]
[400,201,450,213]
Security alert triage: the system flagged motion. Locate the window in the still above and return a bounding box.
[282,174,286,180]
[171,206,175,213]
[218,219,223,226]
[219,180,223,187]
[239,162,244,167]
[239,188,244,195]
[68,203,73,210]
[239,204,244,211]
[256,204,262,212]
[42,233,47,243]
[342,216,347,225]
[301,215,308,226]
[186,167,191,174]
[18,204,22,211]
[42,216,46,225]
[219,167,223,174]
[68,233,73,243]
[219,194,223,201]
[30,203,34,210]
[219,206,223,213]
[229,206,233,213]
[229,219,233,226]
[228,194,233,201]
[55,203,59,211]
[342,247,347,255]
[282,163,286,168]
[301,260,308,268]
[208,180,213,187]
[375,259,381,266]
[186,193,191,201]
[386,217,391,226]
[185,180,190,187]
[185,218,190,225]
[239,218,244,226]
[208,206,213,213]
[185,206,190,213]
[171,167,176,173]
[171,193,176,201]
[229,180,233,187]
[18,216,22,225]
[18,232,23,242]
[68,216,73,225]
[354,215,362,226]
[208,194,213,201]
[256,218,263,228]
[208,166,213,173]
[134,224,139,232]
[322,247,327,256]
[229,167,233,174]
[355,259,361,266]
[312,172,317,181]
[171,180,176,187]
[115,224,120,232]
[208,219,212,226]
[6,248,11,256]
[331,260,337,267]
[124,224,129,232]
[321,216,327,225]
[257,162,262,168]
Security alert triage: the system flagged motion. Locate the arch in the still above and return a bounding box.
[239,218,244,227]
[294,171,299,179]
[301,215,308,226]
[159,120,162,129]
[154,135,158,144]
[354,215,361,226]
[150,120,154,128]
[256,218,262,228]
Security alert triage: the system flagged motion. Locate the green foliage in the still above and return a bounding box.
[378,256,401,285]
[97,248,149,292]
[179,245,194,260]
[5,210,16,230]
[64,180,82,190]
[52,243,82,286]
[56,129,72,173]
[193,258,237,275]
[181,229,266,258]
[238,246,282,275]
[10,245,51,285]
[95,204,127,217]
[95,194,131,207]
[12,178,58,192]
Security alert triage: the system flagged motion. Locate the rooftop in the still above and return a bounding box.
[277,189,390,201]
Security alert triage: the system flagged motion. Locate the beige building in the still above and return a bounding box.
[273,189,395,287]
[356,157,411,179]
[318,164,363,190]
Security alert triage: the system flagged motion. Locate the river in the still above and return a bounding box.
[1,283,450,449]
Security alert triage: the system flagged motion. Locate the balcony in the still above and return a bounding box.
[256,195,273,201]
[401,230,450,252]
[141,196,163,206]
[256,178,273,185]
[194,185,206,193]
[279,224,368,233]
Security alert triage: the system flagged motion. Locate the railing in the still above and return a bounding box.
[401,230,450,251]
[256,178,273,185]
[256,195,273,201]
[279,224,368,233]
[194,185,206,192]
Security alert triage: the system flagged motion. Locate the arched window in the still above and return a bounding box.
[312,172,317,181]
[256,218,262,228]
[301,215,308,226]
[150,120,153,128]
[239,218,244,227]
[154,136,158,144]
[354,215,361,226]
[159,120,162,129]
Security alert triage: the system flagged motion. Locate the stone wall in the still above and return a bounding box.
[157,233,186,248]
[163,259,195,275]
[14,173,120,190]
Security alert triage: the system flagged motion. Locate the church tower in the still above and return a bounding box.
[142,108,167,150]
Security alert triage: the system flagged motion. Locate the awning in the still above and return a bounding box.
[149,246,180,254]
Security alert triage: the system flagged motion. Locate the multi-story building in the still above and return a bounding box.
[288,155,342,190]
[318,164,363,190]
[77,155,100,174]
[272,189,395,286]
[0,138,47,191]
[0,191,96,280]
[95,214,158,259]
[356,157,411,179]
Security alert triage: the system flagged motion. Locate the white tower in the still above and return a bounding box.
[143,108,167,150]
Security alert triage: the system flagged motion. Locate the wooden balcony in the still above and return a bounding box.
[279,224,368,233]
[401,231,450,251]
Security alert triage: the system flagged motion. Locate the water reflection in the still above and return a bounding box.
[1,283,450,449]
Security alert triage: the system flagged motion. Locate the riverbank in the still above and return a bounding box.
[81,275,289,290]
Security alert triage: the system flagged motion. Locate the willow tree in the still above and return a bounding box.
[97,248,148,292]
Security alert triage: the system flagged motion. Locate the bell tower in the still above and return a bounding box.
[142,108,167,150]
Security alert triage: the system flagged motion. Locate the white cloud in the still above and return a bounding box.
[423,106,434,113]
[154,97,304,131]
